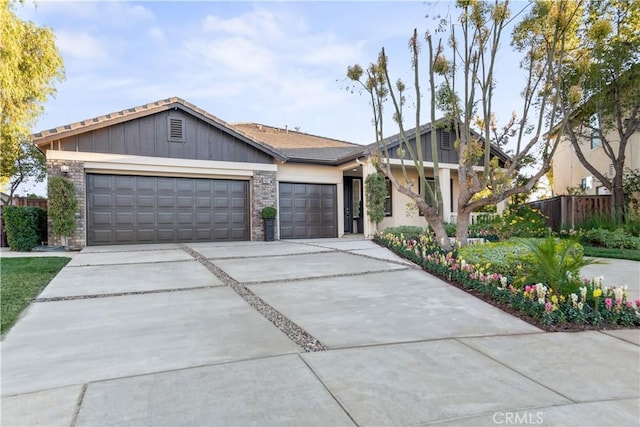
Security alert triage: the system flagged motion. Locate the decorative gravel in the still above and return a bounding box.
[180,245,327,352]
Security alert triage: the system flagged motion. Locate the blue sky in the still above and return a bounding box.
[17,0,531,195]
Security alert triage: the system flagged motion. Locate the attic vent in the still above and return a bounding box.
[168,117,185,142]
[609,163,614,177]
[440,131,452,150]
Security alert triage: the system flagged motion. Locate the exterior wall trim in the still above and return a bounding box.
[46,150,277,173]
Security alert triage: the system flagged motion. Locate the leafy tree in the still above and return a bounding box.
[561,0,640,222]
[3,140,46,201]
[348,0,580,249]
[0,0,64,200]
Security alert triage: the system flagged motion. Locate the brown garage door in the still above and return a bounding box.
[87,174,248,245]
[279,182,337,239]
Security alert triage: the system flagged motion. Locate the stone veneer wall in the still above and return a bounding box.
[251,170,277,241]
[47,160,86,249]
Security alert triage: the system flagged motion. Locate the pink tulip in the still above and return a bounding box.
[605,298,613,309]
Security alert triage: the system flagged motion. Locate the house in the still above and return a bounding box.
[368,121,510,231]
[552,126,640,196]
[31,97,509,248]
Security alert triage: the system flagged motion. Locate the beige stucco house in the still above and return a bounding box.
[552,128,640,196]
[31,97,509,248]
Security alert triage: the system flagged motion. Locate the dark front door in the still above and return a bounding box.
[344,179,353,233]
[279,182,337,239]
[87,174,249,245]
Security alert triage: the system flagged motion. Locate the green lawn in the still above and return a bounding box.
[583,245,640,261]
[1,257,70,335]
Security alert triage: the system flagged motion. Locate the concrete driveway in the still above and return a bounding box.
[2,238,639,426]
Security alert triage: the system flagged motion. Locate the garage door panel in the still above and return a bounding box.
[87,174,248,245]
[137,195,155,208]
[279,182,336,239]
[114,195,134,208]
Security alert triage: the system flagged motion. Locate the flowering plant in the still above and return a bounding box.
[374,230,640,328]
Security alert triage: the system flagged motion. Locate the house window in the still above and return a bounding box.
[590,131,600,149]
[581,176,593,190]
[168,117,185,142]
[384,178,392,216]
[440,131,452,150]
[418,178,437,216]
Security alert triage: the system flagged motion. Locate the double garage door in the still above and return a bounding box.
[279,182,337,239]
[87,174,248,245]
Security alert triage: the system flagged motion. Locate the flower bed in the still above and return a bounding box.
[374,232,640,330]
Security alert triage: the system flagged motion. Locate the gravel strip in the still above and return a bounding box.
[180,244,328,352]
[32,285,221,302]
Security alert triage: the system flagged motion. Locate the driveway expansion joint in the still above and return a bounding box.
[242,267,411,286]
[70,383,87,427]
[180,244,328,352]
[454,337,579,404]
[32,285,224,302]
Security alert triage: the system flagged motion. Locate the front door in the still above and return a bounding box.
[343,179,353,233]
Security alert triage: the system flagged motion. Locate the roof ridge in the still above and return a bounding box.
[33,97,186,139]
[233,122,361,147]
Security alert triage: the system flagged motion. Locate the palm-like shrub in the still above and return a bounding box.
[518,237,597,295]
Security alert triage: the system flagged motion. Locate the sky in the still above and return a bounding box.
[16,0,532,196]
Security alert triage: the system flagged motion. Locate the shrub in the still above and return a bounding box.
[260,206,277,219]
[48,176,77,241]
[458,239,533,276]
[365,173,387,225]
[517,237,596,295]
[383,226,425,240]
[444,222,456,237]
[2,206,46,251]
[581,228,640,250]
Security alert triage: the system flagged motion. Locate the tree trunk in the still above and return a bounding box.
[428,214,452,251]
[455,211,471,247]
[612,175,626,224]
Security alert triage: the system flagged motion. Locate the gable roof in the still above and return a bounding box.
[232,123,365,165]
[368,119,511,163]
[31,97,285,160]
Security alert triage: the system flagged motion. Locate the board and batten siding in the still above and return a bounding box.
[56,110,273,164]
[387,128,487,166]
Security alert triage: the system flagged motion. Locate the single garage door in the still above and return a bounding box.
[87,174,248,245]
[279,182,337,239]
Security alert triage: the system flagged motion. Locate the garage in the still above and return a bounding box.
[279,182,337,239]
[87,174,248,245]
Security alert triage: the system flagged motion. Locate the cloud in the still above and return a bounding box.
[202,8,285,41]
[55,30,109,62]
[147,27,165,41]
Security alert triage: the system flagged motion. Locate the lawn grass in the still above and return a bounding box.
[1,257,71,335]
[582,245,640,261]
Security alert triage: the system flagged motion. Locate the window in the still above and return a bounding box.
[589,114,600,149]
[168,117,185,142]
[417,178,437,216]
[581,176,593,190]
[590,131,600,149]
[440,130,452,150]
[384,179,392,216]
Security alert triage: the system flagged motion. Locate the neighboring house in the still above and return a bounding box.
[31,97,508,248]
[552,128,640,196]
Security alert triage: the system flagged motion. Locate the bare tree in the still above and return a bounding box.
[348,0,583,248]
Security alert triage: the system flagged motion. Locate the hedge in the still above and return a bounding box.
[2,206,47,251]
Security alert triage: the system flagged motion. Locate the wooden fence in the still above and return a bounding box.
[527,195,612,231]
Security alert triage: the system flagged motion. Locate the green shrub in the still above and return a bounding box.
[458,239,533,276]
[48,176,77,240]
[581,228,640,250]
[260,206,277,219]
[517,237,596,295]
[365,173,387,225]
[2,206,46,251]
[444,222,456,237]
[383,225,425,240]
